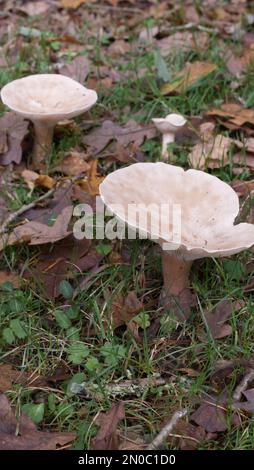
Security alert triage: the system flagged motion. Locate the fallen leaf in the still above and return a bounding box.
[191,402,228,432]
[60,0,90,8]
[188,122,233,170]
[0,394,75,449]
[0,131,8,154]
[21,170,54,191]
[60,56,90,84]
[157,32,208,57]
[0,270,20,288]
[233,152,254,169]
[78,160,104,196]
[0,113,29,165]
[231,179,254,197]
[161,61,217,95]
[17,1,50,16]
[225,47,254,77]
[233,388,254,413]
[83,120,156,154]
[119,430,146,450]
[24,235,102,299]
[207,103,254,128]
[139,25,159,44]
[0,205,73,251]
[54,152,90,176]
[169,418,206,450]
[35,175,54,190]
[108,40,130,57]
[204,299,242,339]
[112,291,144,328]
[0,365,46,393]
[91,401,125,450]
[25,180,74,225]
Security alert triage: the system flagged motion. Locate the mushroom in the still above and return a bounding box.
[0,74,97,167]
[152,113,186,159]
[99,162,254,319]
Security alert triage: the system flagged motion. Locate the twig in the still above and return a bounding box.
[233,369,254,401]
[0,186,55,235]
[70,376,167,399]
[162,22,218,34]
[83,4,143,14]
[147,409,188,450]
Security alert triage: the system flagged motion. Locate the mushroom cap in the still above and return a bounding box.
[152,113,187,133]
[0,74,97,123]
[99,162,254,260]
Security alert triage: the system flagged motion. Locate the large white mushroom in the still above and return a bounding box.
[0,74,97,167]
[152,113,186,159]
[99,162,254,319]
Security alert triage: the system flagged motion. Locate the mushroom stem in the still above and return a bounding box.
[161,250,192,296]
[32,121,54,167]
[161,133,174,159]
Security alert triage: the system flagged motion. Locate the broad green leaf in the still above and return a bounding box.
[22,403,45,424]
[54,310,72,329]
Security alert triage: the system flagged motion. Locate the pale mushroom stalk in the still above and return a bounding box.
[161,251,192,297]
[99,162,254,320]
[152,113,187,159]
[0,74,97,168]
[33,121,54,166]
[161,132,175,159]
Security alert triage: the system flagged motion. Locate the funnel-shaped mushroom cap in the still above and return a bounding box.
[0,74,97,123]
[99,162,254,260]
[152,113,186,133]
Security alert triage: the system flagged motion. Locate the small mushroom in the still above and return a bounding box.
[0,74,97,167]
[100,162,254,319]
[153,113,186,159]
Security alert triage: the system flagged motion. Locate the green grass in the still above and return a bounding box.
[0,7,254,450]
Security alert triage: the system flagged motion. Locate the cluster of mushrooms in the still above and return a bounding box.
[1,74,254,320]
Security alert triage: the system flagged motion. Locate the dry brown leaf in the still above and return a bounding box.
[108,40,130,57]
[0,365,46,393]
[168,418,206,450]
[157,32,208,57]
[204,299,243,340]
[118,430,146,450]
[0,270,20,289]
[191,403,228,432]
[35,175,54,189]
[0,205,73,251]
[161,61,217,95]
[83,120,156,154]
[188,123,233,170]
[60,56,90,84]
[17,1,50,16]
[225,47,254,77]
[0,394,75,450]
[0,131,8,154]
[0,113,29,165]
[78,160,104,196]
[55,152,90,176]
[112,291,144,328]
[207,103,254,127]
[60,0,90,8]
[21,170,54,191]
[231,179,254,197]
[24,235,103,299]
[233,153,254,169]
[91,402,125,450]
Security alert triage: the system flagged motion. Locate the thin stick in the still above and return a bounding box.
[233,369,254,401]
[0,186,55,235]
[147,409,187,450]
